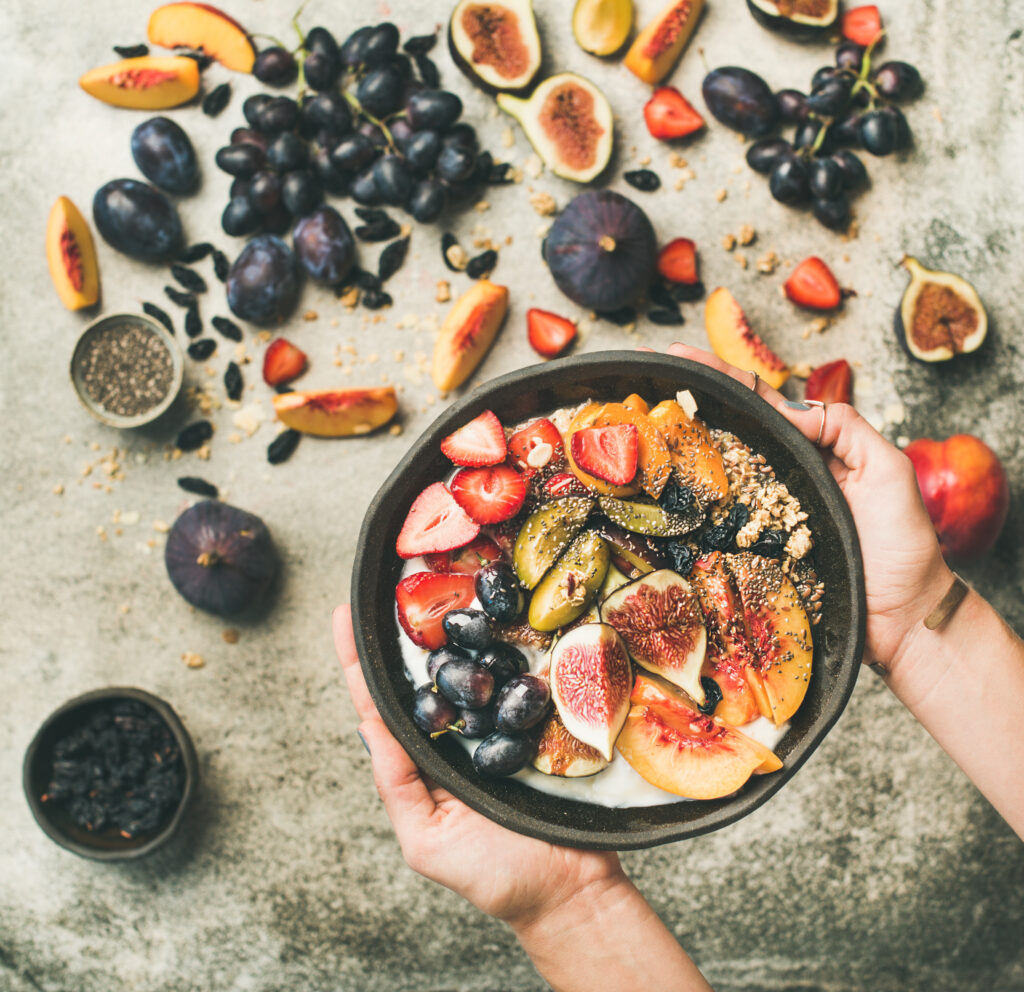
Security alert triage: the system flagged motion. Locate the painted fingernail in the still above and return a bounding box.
[784,400,811,411]
[357,729,371,756]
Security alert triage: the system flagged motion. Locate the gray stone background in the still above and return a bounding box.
[2,0,1022,989]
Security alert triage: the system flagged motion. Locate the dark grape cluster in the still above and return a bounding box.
[743,39,922,229]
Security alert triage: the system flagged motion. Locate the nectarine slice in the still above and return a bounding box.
[592,402,674,498]
[565,403,641,498]
[79,56,200,109]
[622,393,649,414]
[624,0,706,85]
[273,387,397,437]
[432,279,508,392]
[648,400,729,504]
[148,3,256,73]
[705,287,789,390]
[46,197,99,311]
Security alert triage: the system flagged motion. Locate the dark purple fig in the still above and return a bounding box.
[164,500,276,615]
[543,190,657,313]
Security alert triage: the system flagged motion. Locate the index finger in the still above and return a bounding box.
[332,604,380,722]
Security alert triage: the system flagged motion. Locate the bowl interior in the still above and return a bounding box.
[23,687,199,861]
[352,353,865,849]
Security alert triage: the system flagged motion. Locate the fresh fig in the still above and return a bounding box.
[513,496,594,589]
[543,190,657,312]
[572,0,633,57]
[449,0,542,94]
[601,569,707,705]
[549,623,632,761]
[164,500,276,615]
[894,256,987,362]
[533,708,609,777]
[527,530,610,632]
[497,73,614,183]
[746,0,839,36]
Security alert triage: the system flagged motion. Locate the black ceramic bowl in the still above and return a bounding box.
[23,687,199,860]
[352,352,865,850]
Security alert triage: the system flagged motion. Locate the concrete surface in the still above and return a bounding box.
[2,0,1023,989]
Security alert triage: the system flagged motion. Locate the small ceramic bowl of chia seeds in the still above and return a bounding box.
[71,313,184,428]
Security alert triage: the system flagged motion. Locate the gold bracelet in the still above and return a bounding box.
[923,573,970,630]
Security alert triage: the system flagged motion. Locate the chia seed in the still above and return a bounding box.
[79,321,174,418]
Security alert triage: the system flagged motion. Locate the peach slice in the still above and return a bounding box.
[616,673,782,799]
[147,3,256,73]
[79,56,200,110]
[592,402,674,498]
[432,280,509,392]
[273,387,397,437]
[647,400,729,503]
[705,287,789,390]
[622,393,649,414]
[727,552,812,726]
[624,0,706,85]
[46,197,99,311]
[565,403,641,498]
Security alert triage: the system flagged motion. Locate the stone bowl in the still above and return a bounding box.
[23,687,199,860]
[352,352,865,850]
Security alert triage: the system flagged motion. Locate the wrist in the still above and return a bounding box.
[508,868,633,942]
[883,555,956,679]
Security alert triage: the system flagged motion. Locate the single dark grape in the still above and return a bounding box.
[831,149,868,190]
[358,119,390,149]
[301,92,353,138]
[371,155,413,206]
[257,96,299,134]
[389,117,415,151]
[350,167,383,206]
[248,171,282,214]
[261,204,292,236]
[356,65,405,117]
[406,89,463,131]
[494,675,550,733]
[230,177,251,199]
[859,109,898,156]
[340,25,373,67]
[405,129,442,174]
[475,563,524,623]
[436,143,476,182]
[253,47,297,86]
[832,112,863,147]
[873,61,923,100]
[442,608,493,651]
[472,731,534,777]
[436,657,495,710]
[362,22,400,66]
[811,65,842,91]
[456,706,495,739]
[442,122,478,151]
[746,138,794,175]
[304,50,341,91]
[311,146,349,195]
[427,644,471,682]
[408,178,448,222]
[281,170,321,217]
[222,196,260,236]
[243,93,272,129]
[794,119,836,155]
[331,133,378,173]
[477,643,527,689]
[231,127,268,151]
[835,41,865,72]
[266,131,307,172]
[813,194,850,230]
[775,89,809,125]
[305,26,339,58]
[807,76,853,117]
[215,143,262,178]
[412,684,458,736]
[769,157,810,204]
[809,157,844,199]
[880,105,911,149]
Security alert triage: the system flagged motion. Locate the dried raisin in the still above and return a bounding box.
[202,82,231,117]
[212,249,229,282]
[184,304,202,338]
[378,236,410,281]
[624,169,661,192]
[176,420,213,451]
[164,286,195,309]
[466,249,497,280]
[179,242,214,263]
[187,339,216,361]
[223,361,243,400]
[267,429,301,464]
[211,316,243,341]
[171,264,207,294]
[177,477,218,498]
[143,302,174,334]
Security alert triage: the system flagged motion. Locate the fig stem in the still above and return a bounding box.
[598,235,617,252]
[196,550,223,568]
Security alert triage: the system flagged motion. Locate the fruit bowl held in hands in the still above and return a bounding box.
[352,352,865,850]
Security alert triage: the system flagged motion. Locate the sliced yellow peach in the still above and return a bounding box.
[147,2,256,73]
[592,402,674,498]
[46,197,99,311]
[79,56,200,109]
[432,280,508,392]
[624,0,706,85]
[273,387,397,438]
[705,287,789,390]
[648,399,729,503]
[622,393,649,414]
[565,403,641,498]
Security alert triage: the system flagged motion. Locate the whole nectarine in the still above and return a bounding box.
[905,434,1010,560]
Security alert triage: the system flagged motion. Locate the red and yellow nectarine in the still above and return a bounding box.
[46,197,99,310]
[148,3,256,73]
[79,56,200,109]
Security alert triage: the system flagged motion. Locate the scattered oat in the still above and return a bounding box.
[501,126,515,148]
[339,286,359,308]
[738,224,756,246]
[791,362,813,379]
[734,252,748,269]
[400,223,412,238]
[932,106,943,124]
[182,651,205,669]
[196,444,211,461]
[524,154,544,178]
[435,279,452,303]
[714,188,728,202]
[810,317,829,335]
[233,403,264,437]
[535,222,553,239]
[756,251,779,275]
[257,330,272,343]
[389,423,403,436]
[303,310,318,322]
[222,629,239,645]
[474,200,491,213]
[96,525,107,540]
[669,153,688,169]
[884,402,906,425]
[445,243,469,270]
[721,233,737,251]
[529,191,558,216]
[52,483,64,495]
[638,154,651,167]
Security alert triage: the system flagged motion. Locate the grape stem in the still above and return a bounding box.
[342,89,398,153]
[250,32,289,48]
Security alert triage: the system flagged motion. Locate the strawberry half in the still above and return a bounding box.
[508,418,565,473]
[395,571,476,650]
[805,360,853,405]
[841,5,882,46]
[571,424,638,486]
[644,87,706,141]
[440,409,507,467]
[396,482,480,559]
[543,472,589,499]
[527,308,577,359]
[450,465,527,524]
[784,257,842,310]
[263,337,307,386]
[658,238,700,285]
[424,535,503,575]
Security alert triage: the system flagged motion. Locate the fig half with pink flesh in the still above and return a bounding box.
[449,0,542,93]
[533,707,610,777]
[600,569,707,705]
[549,622,632,761]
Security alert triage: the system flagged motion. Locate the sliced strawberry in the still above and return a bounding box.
[508,418,565,473]
[644,87,706,141]
[805,360,853,405]
[263,337,307,386]
[396,482,480,559]
[570,424,638,486]
[424,535,503,575]
[841,5,882,46]
[784,257,842,310]
[450,465,527,524]
[440,409,507,467]
[657,238,700,285]
[395,571,476,649]
[543,472,589,499]
[527,308,577,359]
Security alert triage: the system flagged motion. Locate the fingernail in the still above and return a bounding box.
[784,400,811,411]
[357,729,370,755]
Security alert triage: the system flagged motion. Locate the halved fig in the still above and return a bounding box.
[576,562,632,626]
[616,673,782,799]
[592,523,668,575]
[449,0,542,94]
[601,569,707,704]
[573,0,634,56]
[566,403,642,498]
[549,622,632,760]
[513,496,594,589]
[705,287,789,389]
[533,707,610,777]
[647,400,729,504]
[597,496,703,537]
[497,73,614,183]
[46,197,99,311]
[895,256,987,363]
[747,0,839,36]
[527,530,609,632]
[624,0,705,85]
[592,403,674,498]
[727,552,812,726]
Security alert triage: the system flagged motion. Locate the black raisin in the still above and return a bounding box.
[211,316,243,341]
[599,306,637,326]
[179,242,214,263]
[171,264,207,294]
[697,677,723,716]
[179,50,213,70]
[671,280,706,304]
[749,529,786,558]
[403,33,437,55]
[355,219,402,242]
[662,540,696,576]
[224,361,243,400]
[624,169,661,192]
[113,43,148,58]
[176,420,213,451]
[177,476,218,498]
[354,207,391,225]
[415,54,440,88]
[361,289,393,310]
[143,302,174,334]
[648,283,680,311]
[187,338,217,361]
[441,232,463,272]
[658,481,694,514]
[202,82,231,117]
[184,304,202,338]
[488,162,514,185]
[466,249,497,279]
[274,383,295,394]
[353,267,382,291]
[267,429,301,464]
[212,249,229,282]
[164,285,195,308]
[648,308,685,326]
[378,236,410,281]
[727,503,750,531]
